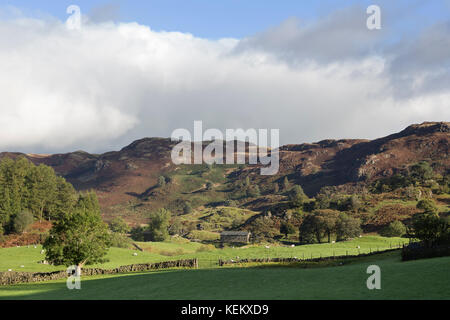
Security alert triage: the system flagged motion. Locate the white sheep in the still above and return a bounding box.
[291,244,295,247]
[265,245,270,249]
[20,265,24,268]
[133,252,138,256]
[331,241,336,244]
[357,246,361,249]
[8,269,12,272]
[40,250,45,254]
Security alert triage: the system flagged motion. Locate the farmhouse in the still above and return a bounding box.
[220,231,251,244]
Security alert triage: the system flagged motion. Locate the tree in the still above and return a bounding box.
[314,209,340,243]
[336,213,362,241]
[13,210,34,234]
[289,185,307,207]
[147,208,171,241]
[410,161,434,182]
[416,199,438,214]
[381,220,406,237]
[109,217,130,234]
[273,183,279,194]
[183,202,193,214]
[347,195,361,211]
[410,212,449,248]
[298,214,316,244]
[315,192,331,209]
[43,193,111,267]
[280,222,296,238]
[282,177,290,191]
[247,185,260,197]
[158,176,166,187]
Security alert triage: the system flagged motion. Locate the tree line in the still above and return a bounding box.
[0,157,76,234]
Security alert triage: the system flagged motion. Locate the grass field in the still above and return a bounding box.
[0,236,409,272]
[0,251,448,300]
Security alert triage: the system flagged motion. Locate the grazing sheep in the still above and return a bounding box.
[34,245,37,249]
[40,250,45,254]
[291,244,295,247]
[265,245,270,249]
[357,246,360,249]
[8,269,12,272]
[20,265,24,268]
[133,252,138,256]
[331,241,336,244]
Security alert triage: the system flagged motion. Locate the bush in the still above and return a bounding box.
[130,226,146,241]
[109,217,130,234]
[147,209,171,241]
[402,244,450,261]
[110,232,132,248]
[380,220,406,237]
[13,211,34,234]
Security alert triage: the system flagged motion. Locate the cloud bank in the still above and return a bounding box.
[0,6,448,153]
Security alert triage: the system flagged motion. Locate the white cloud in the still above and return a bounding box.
[0,9,448,153]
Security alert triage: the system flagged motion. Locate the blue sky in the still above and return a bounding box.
[2,0,449,38]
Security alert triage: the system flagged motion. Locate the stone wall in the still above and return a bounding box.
[218,249,401,266]
[0,258,198,286]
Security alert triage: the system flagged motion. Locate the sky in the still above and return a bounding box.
[0,1,449,153]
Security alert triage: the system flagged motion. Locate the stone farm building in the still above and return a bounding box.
[220,231,251,244]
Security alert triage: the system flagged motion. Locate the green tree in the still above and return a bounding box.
[109,217,130,234]
[416,199,438,214]
[289,185,307,207]
[336,213,362,241]
[314,209,340,243]
[280,221,296,238]
[273,183,279,194]
[347,195,361,211]
[183,202,193,214]
[381,220,406,237]
[410,212,449,247]
[13,210,34,234]
[410,161,434,182]
[298,214,317,244]
[282,177,290,191]
[247,185,261,197]
[158,176,166,187]
[43,193,111,267]
[147,208,171,241]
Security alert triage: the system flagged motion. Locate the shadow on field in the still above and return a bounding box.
[1,252,449,300]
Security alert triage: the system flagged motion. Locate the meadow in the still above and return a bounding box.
[0,235,409,272]
[0,251,448,300]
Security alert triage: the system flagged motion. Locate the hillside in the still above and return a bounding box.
[0,122,448,224]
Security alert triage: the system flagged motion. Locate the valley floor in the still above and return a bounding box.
[0,251,449,300]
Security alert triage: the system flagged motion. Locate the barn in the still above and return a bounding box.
[220,231,251,244]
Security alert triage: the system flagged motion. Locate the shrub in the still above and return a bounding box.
[147,209,171,241]
[109,217,130,234]
[336,213,361,241]
[130,226,146,241]
[110,232,132,248]
[13,211,34,234]
[380,220,407,237]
